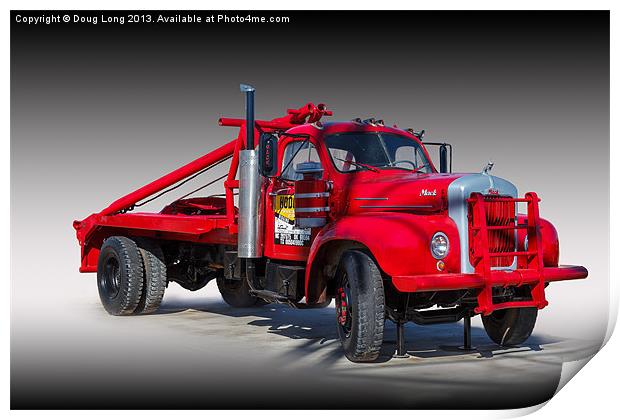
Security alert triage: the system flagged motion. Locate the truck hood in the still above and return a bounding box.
[339,171,517,214]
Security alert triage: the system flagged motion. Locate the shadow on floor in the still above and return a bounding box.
[156,296,557,364]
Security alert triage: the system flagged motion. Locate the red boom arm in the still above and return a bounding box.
[73,102,332,246]
[99,140,237,216]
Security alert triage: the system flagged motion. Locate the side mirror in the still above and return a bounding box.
[259,133,278,177]
[423,142,452,173]
[439,144,448,173]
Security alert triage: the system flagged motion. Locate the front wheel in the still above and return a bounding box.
[482,307,538,346]
[335,250,385,362]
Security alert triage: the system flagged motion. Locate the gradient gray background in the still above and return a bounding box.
[11,11,609,408]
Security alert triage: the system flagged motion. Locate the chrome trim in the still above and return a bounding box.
[447,174,518,273]
[295,192,330,199]
[296,207,330,213]
[430,231,450,259]
[238,150,264,258]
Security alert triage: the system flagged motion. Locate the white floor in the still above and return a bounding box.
[11,279,603,409]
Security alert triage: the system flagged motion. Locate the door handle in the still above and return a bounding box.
[268,188,292,197]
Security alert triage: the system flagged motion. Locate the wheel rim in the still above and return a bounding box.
[336,273,353,337]
[101,255,121,299]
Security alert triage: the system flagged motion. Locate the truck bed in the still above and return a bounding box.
[74,210,237,273]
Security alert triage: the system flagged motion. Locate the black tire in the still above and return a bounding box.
[134,239,167,314]
[97,236,144,316]
[335,250,385,362]
[216,277,259,307]
[482,307,538,346]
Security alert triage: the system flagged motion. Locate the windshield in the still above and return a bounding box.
[324,132,433,173]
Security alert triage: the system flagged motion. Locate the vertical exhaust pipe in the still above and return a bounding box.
[242,84,255,150]
[238,84,264,270]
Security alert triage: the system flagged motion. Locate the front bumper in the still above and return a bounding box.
[392,265,588,293]
[392,265,588,314]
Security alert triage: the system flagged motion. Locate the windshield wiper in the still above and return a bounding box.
[334,157,380,173]
[380,162,430,173]
[378,164,414,172]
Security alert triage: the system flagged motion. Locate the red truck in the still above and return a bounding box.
[73,85,588,362]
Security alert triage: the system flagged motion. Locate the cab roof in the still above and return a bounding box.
[285,121,424,144]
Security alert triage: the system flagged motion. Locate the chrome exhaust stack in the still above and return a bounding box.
[238,84,264,261]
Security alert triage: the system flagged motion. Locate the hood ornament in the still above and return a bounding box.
[482,161,494,175]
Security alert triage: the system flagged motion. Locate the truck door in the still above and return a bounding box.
[264,139,325,261]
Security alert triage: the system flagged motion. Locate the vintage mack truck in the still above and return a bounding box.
[73,85,588,362]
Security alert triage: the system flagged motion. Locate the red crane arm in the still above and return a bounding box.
[100,139,237,217]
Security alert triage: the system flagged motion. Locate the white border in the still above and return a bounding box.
[4,1,617,419]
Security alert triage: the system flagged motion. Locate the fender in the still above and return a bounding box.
[304,212,461,303]
[517,214,560,267]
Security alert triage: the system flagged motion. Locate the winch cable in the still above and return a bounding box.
[177,173,228,200]
[177,129,302,200]
[129,155,232,210]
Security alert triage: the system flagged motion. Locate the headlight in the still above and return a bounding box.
[430,232,450,259]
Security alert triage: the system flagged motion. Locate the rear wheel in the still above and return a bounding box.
[335,250,385,362]
[134,239,167,314]
[97,236,144,316]
[482,307,538,346]
[216,277,259,308]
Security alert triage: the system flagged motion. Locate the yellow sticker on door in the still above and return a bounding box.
[275,194,295,222]
[274,194,311,246]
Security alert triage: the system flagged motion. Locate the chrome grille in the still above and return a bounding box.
[484,195,516,267]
